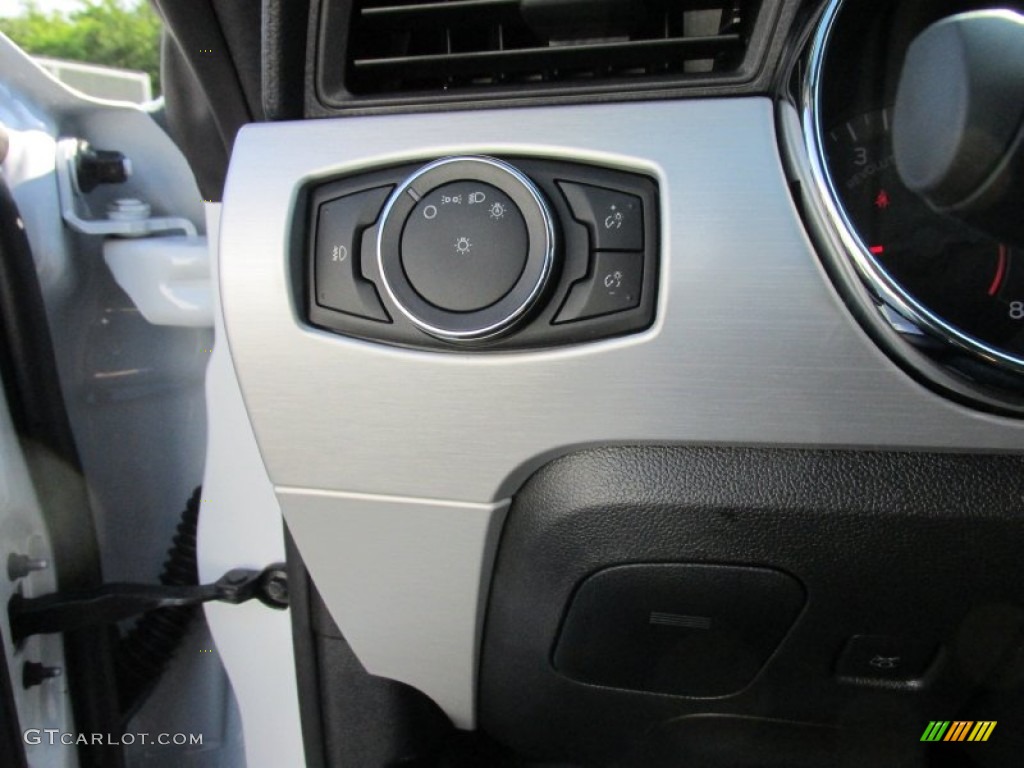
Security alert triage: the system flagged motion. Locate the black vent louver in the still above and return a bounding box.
[342,0,761,97]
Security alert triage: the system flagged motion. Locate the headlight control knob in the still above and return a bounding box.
[377,156,556,341]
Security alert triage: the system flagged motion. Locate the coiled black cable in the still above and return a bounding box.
[116,486,201,721]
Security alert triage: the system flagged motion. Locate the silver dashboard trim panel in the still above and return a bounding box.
[219,98,1024,727]
[278,488,508,730]
[221,98,1024,505]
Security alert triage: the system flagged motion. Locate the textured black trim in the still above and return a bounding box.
[153,0,259,200]
[479,446,1024,766]
[621,714,918,768]
[264,0,313,119]
[285,528,328,768]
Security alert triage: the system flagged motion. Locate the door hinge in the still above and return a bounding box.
[8,563,288,644]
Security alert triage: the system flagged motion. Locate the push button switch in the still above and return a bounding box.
[558,181,643,251]
[554,251,643,323]
[836,635,939,688]
[314,186,392,322]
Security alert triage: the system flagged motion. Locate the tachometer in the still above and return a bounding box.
[824,107,1024,366]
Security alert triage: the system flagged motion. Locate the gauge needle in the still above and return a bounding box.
[988,244,1008,296]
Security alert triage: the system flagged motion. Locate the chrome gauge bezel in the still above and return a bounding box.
[801,0,1024,375]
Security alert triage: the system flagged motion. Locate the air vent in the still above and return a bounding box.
[341,0,762,97]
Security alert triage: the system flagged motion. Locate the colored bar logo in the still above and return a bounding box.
[921,721,996,742]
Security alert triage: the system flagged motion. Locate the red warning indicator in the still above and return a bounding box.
[874,190,891,210]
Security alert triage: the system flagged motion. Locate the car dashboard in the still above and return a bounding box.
[210,1,1024,765]
[3,0,1024,766]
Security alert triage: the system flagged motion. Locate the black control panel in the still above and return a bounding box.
[300,156,659,350]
